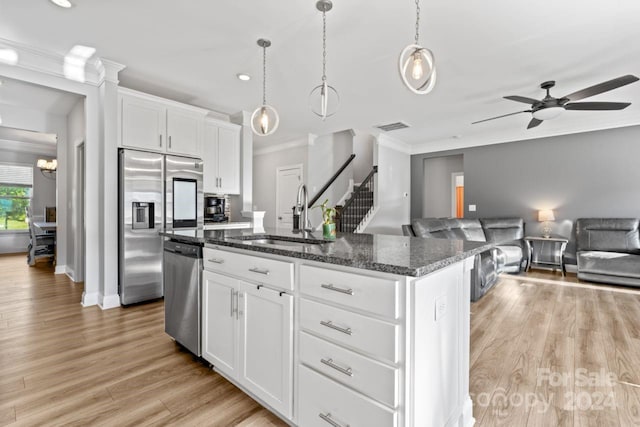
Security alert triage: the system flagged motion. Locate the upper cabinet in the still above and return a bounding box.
[203,119,241,195]
[118,88,206,158]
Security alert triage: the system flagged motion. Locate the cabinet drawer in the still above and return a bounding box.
[299,331,398,408]
[203,248,294,291]
[299,299,399,363]
[298,365,397,427]
[300,265,399,319]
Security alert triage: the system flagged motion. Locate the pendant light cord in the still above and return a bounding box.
[262,45,267,105]
[415,0,421,44]
[322,9,327,82]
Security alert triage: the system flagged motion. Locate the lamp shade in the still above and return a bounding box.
[538,209,555,222]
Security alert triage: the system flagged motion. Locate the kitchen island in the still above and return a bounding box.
[161,228,492,427]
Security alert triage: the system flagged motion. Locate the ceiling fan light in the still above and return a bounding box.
[532,107,564,121]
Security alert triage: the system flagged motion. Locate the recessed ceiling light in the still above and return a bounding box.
[237,73,251,81]
[50,0,73,8]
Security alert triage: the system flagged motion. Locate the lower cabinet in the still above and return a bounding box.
[202,270,293,419]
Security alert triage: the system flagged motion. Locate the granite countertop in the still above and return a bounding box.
[160,228,493,277]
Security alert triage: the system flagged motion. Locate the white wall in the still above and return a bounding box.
[0,150,57,254]
[352,131,375,183]
[362,136,411,235]
[253,140,309,229]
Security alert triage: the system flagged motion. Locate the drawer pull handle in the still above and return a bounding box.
[320,320,352,336]
[321,358,353,377]
[208,258,225,264]
[321,283,354,295]
[249,267,270,275]
[319,413,349,427]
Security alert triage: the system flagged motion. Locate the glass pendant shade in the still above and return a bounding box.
[251,104,279,136]
[310,81,340,120]
[250,38,280,136]
[399,0,437,95]
[399,45,436,95]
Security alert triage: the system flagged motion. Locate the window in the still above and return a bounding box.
[0,163,33,232]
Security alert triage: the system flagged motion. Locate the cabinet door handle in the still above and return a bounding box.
[208,258,225,264]
[229,289,234,318]
[321,283,354,296]
[249,267,270,276]
[319,413,348,427]
[159,135,162,147]
[237,292,243,319]
[320,320,352,336]
[321,358,353,377]
[220,177,222,188]
[168,135,172,148]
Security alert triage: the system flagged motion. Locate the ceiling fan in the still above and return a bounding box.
[473,74,639,129]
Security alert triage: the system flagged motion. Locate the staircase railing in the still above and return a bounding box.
[307,154,356,209]
[336,165,378,233]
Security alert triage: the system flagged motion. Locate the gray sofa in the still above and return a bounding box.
[403,218,526,301]
[576,218,640,287]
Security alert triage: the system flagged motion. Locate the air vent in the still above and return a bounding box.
[375,121,410,132]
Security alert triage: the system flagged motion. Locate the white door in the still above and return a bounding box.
[276,165,303,229]
[121,95,166,151]
[166,107,201,157]
[202,122,219,193]
[217,126,241,194]
[238,282,293,418]
[202,271,238,378]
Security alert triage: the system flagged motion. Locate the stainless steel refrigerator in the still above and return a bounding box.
[118,148,203,305]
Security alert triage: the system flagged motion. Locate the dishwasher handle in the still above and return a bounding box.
[164,241,202,259]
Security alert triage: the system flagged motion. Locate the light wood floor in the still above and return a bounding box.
[2,254,640,426]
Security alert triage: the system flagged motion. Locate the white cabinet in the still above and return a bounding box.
[120,95,166,152]
[202,268,293,419]
[166,107,201,157]
[239,281,293,418]
[118,89,204,157]
[202,271,238,377]
[203,120,241,194]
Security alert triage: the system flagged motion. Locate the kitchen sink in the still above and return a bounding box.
[228,235,328,248]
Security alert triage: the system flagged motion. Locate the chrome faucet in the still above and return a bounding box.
[295,184,311,232]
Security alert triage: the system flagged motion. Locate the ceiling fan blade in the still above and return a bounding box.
[563,75,639,101]
[504,95,539,105]
[472,110,531,124]
[527,118,543,129]
[564,102,631,111]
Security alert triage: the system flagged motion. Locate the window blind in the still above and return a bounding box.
[0,163,34,187]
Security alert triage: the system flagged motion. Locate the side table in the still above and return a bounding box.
[524,235,569,276]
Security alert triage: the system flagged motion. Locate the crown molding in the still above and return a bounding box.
[254,136,312,156]
[0,36,124,87]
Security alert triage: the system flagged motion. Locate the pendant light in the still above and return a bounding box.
[251,39,280,136]
[309,0,339,120]
[398,0,436,95]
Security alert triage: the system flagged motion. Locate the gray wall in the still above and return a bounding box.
[411,125,640,245]
[422,155,463,218]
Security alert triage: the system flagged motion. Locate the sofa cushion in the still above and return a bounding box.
[577,251,640,279]
[575,218,640,254]
[480,218,524,244]
[496,245,524,266]
[450,219,487,242]
[411,219,456,239]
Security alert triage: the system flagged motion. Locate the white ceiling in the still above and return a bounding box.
[1,0,639,152]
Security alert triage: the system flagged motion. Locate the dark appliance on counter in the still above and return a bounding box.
[204,195,228,223]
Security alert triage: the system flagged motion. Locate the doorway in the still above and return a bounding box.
[275,164,303,229]
[451,172,464,218]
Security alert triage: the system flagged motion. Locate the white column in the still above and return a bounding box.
[96,59,126,309]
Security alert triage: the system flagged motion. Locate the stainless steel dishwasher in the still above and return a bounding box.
[163,240,202,356]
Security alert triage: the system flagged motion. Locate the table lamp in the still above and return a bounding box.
[538,209,555,238]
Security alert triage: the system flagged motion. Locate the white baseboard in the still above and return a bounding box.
[462,396,475,427]
[81,291,99,307]
[54,265,67,275]
[99,293,121,310]
[65,269,77,282]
